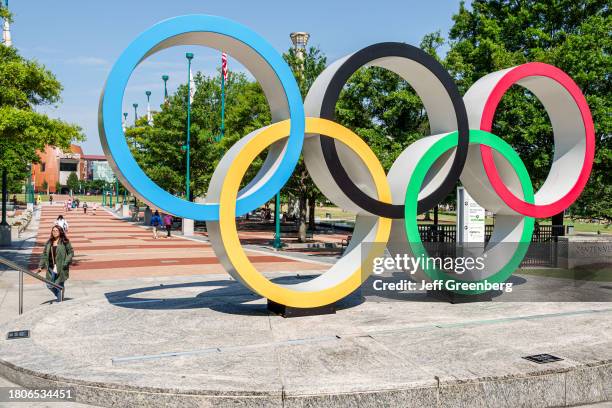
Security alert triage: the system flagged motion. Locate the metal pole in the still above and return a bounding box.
[18,270,23,315]
[133,103,138,125]
[219,73,225,141]
[162,75,169,102]
[185,53,194,201]
[273,193,281,249]
[1,169,7,226]
[146,90,152,124]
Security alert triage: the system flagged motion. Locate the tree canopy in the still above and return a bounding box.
[126,70,271,199]
[441,0,611,220]
[0,10,83,192]
[125,0,610,224]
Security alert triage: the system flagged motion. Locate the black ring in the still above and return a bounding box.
[318,42,469,217]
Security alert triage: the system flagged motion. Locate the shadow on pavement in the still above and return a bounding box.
[103,275,364,316]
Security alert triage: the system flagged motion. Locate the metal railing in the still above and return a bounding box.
[0,256,64,315]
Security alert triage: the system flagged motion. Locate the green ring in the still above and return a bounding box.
[403,130,534,295]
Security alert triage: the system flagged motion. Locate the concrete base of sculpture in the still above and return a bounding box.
[121,204,130,218]
[0,272,610,407]
[0,224,10,247]
[558,235,612,269]
[143,207,152,226]
[181,218,194,236]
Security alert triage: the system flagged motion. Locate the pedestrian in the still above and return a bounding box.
[49,194,53,206]
[150,210,161,239]
[12,194,18,208]
[92,202,97,216]
[66,198,72,212]
[55,215,69,233]
[83,201,88,215]
[36,225,73,303]
[163,213,173,238]
[37,194,41,205]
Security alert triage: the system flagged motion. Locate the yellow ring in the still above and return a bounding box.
[218,118,392,308]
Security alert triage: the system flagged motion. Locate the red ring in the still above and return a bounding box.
[479,62,595,218]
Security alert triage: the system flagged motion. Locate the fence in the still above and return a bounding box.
[418,224,564,267]
[418,224,563,244]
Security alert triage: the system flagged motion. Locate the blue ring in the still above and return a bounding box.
[100,15,304,220]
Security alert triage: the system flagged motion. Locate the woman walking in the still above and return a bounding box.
[83,201,88,215]
[163,213,173,238]
[150,210,162,239]
[55,215,69,233]
[36,225,73,303]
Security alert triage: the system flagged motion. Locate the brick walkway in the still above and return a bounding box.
[29,205,326,282]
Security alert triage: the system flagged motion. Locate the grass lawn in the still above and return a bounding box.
[518,267,612,282]
[12,193,128,205]
[8,195,612,234]
[315,206,610,234]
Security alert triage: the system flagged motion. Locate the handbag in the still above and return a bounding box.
[51,244,58,274]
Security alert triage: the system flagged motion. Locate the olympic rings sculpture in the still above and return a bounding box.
[99,15,595,308]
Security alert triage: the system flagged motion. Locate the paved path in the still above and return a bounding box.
[1,280,610,407]
[28,205,327,282]
[0,204,328,324]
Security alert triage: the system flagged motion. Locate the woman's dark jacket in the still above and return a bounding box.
[38,240,74,283]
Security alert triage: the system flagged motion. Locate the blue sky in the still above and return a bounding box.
[9,0,469,154]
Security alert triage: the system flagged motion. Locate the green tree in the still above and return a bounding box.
[0,7,83,213]
[125,70,271,200]
[331,39,441,220]
[282,46,327,240]
[440,0,611,221]
[41,179,48,193]
[66,172,79,194]
[126,48,328,242]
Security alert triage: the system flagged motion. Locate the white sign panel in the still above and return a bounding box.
[457,187,485,243]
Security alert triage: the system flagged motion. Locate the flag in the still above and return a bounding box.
[222,52,228,81]
[189,66,196,104]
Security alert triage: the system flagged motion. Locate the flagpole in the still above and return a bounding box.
[185,52,194,201]
[219,73,225,141]
[218,52,227,142]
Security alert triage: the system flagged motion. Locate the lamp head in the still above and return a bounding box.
[186,52,194,60]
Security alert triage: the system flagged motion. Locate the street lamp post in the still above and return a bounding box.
[145,90,152,125]
[132,103,138,125]
[2,0,11,48]
[122,112,128,131]
[1,0,10,241]
[1,169,7,227]
[162,75,169,102]
[270,31,311,249]
[185,52,194,202]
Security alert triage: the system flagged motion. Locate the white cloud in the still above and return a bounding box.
[66,56,109,66]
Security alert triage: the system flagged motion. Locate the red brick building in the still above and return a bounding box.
[32,145,87,193]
